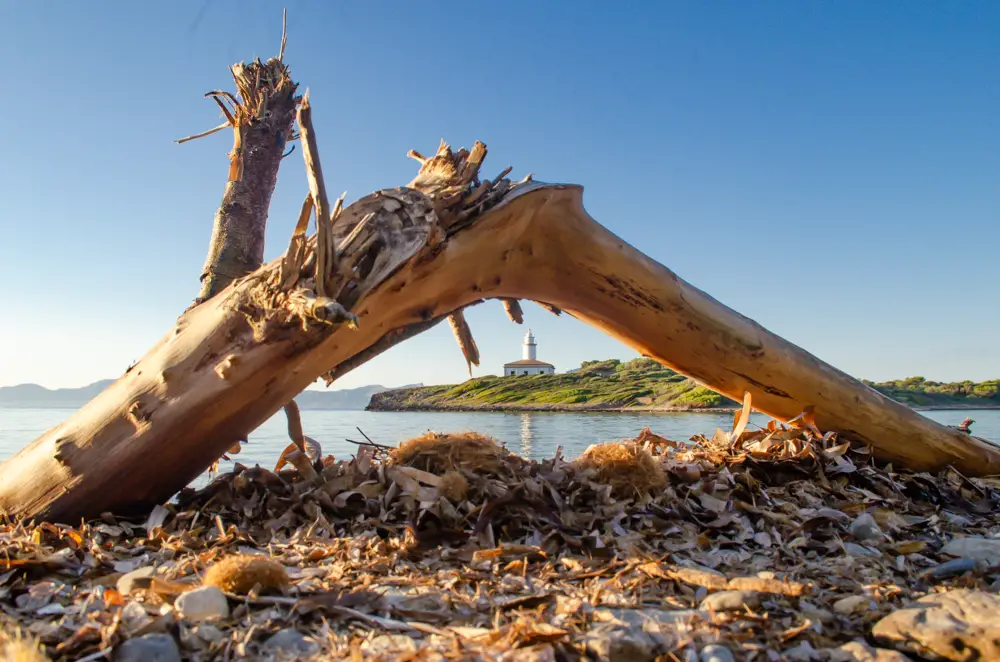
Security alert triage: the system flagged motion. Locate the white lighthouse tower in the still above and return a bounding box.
[504,329,555,376]
[523,329,537,360]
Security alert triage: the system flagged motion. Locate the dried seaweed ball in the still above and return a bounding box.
[572,442,666,497]
[389,432,515,475]
[202,554,289,595]
[437,471,469,501]
[0,627,49,662]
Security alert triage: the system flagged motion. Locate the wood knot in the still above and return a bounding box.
[126,396,158,428]
[215,355,241,380]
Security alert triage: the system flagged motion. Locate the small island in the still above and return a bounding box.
[368,357,1000,413]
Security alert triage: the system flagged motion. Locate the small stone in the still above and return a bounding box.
[362,634,418,656]
[833,595,869,615]
[592,608,705,628]
[264,628,320,657]
[700,644,736,662]
[872,589,1000,661]
[113,634,181,662]
[920,557,978,580]
[849,513,883,541]
[584,625,657,662]
[828,641,914,661]
[939,536,1000,565]
[175,586,229,622]
[194,624,225,645]
[799,600,836,624]
[700,590,760,612]
[784,641,820,661]
[844,542,882,558]
[117,567,156,595]
[120,602,153,634]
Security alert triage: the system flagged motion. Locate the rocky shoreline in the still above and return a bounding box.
[366,401,1000,414]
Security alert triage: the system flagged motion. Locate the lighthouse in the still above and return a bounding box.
[503,329,555,376]
[523,329,537,360]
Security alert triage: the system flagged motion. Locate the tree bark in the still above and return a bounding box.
[195,58,299,303]
[2,142,999,524]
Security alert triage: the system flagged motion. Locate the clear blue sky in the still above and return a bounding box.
[1,1,998,390]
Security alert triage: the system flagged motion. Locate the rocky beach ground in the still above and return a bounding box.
[2,421,999,661]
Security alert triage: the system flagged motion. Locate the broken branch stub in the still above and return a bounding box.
[2,135,999,524]
[196,57,299,303]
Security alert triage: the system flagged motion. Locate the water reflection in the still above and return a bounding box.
[519,413,534,457]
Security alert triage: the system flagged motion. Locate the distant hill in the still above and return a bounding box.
[0,381,421,410]
[368,358,1000,412]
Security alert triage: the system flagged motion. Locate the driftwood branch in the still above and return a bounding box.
[195,57,299,303]
[2,134,999,523]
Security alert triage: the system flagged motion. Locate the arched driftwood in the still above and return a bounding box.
[2,138,999,524]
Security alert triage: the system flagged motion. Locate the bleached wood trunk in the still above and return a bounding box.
[2,142,998,524]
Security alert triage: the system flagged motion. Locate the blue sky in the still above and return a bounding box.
[1,1,997,390]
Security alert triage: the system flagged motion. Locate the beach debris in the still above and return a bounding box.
[571,441,666,496]
[2,419,999,661]
[388,431,515,475]
[0,624,49,662]
[437,470,470,501]
[202,554,289,595]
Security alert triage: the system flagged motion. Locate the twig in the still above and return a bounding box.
[283,400,306,454]
[357,427,376,444]
[346,438,392,451]
[74,650,111,662]
[297,91,335,296]
[175,121,231,145]
[278,8,288,61]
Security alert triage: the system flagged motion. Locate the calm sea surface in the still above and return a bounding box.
[1,408,997,490]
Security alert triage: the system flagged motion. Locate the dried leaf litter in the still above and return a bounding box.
[1,416,999,661]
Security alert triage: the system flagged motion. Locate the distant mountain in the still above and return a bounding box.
[0,380,116,408]
[0,380,422,410]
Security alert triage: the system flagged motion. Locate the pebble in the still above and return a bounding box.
[699,590,760,612]
[264,628,321,657]
[592,608,706,628]
[872,589,1000,661]
[116,566,156,595]
[584,625,658,662]
[939,536,1000,565]
[113,633,181,662]
[175,586,229,622]
[844,542,882,558]
[849,513,883,542]
[700,644,736,662]
[833,595,869,615]
[920,557,978,580]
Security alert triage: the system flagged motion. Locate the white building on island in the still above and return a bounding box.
[504,329,556,376]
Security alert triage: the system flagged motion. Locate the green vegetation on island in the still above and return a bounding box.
[367,358,1000,412]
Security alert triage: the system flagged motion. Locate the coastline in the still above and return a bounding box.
[366,403,1000,414]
